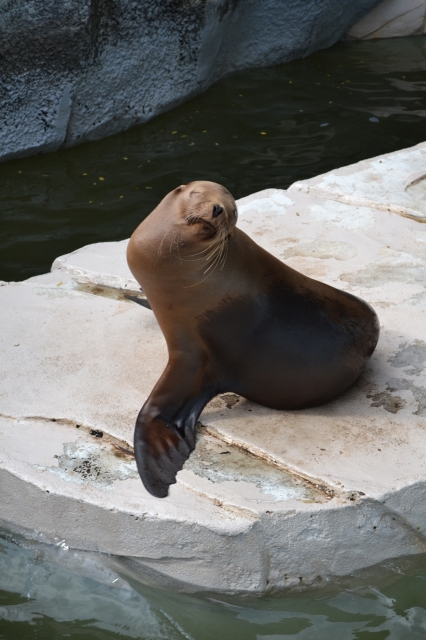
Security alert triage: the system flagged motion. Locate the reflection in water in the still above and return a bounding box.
[2,526,426,639]
[1,37,426,282]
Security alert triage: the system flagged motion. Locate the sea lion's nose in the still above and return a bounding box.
[212,204,224,218]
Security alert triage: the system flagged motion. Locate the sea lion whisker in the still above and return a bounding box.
[201,237,225,274]
[187,243,218,258]
[219,240,228,269]
[203,243,225,274]
[169,231,177,254]
[184,236,223,262]
[180,237,223,262]
[204,243,225,270]
[157,212,179,256]
[185,269,221,286]
[211,227,227,264]
[158,230,169,256]
[203,233,224,261]
[208,228,229,273]
[203,256,217,273]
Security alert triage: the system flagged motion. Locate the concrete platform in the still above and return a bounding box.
[1,142,426,593]
[347,0,426,39]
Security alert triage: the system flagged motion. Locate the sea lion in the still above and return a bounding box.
[127,181,379,498]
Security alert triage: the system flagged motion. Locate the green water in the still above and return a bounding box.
[2,527,426,639]
[2,35,426,638]
[1,36,426,282]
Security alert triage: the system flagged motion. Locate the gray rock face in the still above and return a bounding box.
[0,0,382,162]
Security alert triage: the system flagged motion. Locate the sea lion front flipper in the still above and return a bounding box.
[134,412,195,498]
[133,360,214,497]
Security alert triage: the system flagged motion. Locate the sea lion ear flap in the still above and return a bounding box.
[133,411,195,498]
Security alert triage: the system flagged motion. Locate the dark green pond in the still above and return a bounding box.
[1,36,426,282]
[2,35,426,639]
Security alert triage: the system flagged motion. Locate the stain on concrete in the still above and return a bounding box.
[368,390,406,414]
[283,240,357,261]
[220,394,240,409]
[34,281,147,305]
[75,281,147,304]
[341,251,426,288]
[389,340,426,376]
[184,431,324,502]
[44,442,138,487]
[411,290,426,307]
[387,378,426,418]
[33,283,82,299]
[309,202,376,230]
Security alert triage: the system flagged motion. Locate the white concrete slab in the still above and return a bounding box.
[51,239,138,291]
[347,0,426,39]
[2,144,426,593]
[289,141,426,222]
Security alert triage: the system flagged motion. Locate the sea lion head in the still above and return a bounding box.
[153,180,238,276]
[127,181,238,287]
[167,180,237,240]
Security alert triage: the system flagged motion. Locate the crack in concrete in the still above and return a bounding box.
[370,496,426,551]
[185,429,322,503]
[0,412,337,503]
[357,5,426,39]
[304,188,426,222]
[0,412,134,454]
[199,423,337,500]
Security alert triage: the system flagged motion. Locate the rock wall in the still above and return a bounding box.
[0,0,382,162]
[347,0,426,39]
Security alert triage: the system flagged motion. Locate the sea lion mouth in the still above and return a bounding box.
[185,215,216,232]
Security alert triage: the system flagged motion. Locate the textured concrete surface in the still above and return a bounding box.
[1,143,426,593]
[289,141,426,222]
[348,0,426,39]
[0,0,382,163]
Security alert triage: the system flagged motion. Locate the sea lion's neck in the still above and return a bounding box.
[127,222,285,347]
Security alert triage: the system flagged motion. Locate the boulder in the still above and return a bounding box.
[0,0,382,162]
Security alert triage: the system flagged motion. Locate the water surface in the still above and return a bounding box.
[2,527,426,639]
[1,36,426,282]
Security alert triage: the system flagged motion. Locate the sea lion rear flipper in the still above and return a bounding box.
[134,411,197,498]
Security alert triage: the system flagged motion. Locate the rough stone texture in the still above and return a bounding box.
[2,143,426,593]
[0,0,382,163]
[347,0,426,39]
